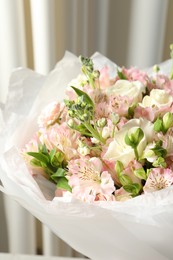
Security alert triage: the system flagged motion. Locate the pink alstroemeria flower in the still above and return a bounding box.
[143,168,173,193]
[49,122,80,160]
[68,157,115,202]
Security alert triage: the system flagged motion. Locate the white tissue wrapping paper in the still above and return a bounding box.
[0,52,173,260]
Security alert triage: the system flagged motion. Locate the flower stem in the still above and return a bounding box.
[84,122,105,144]
[134,147,139,160]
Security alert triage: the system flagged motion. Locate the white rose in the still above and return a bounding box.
[107,80,146,102]
[103,118,154,167]
[141,89,173,108]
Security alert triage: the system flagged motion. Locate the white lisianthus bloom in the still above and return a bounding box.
[107,80,146,102]
[141,89,173,108]
[103,118,154,167]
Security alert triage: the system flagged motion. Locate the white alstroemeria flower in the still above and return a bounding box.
[141,89,173,108]
[103,118,154,167]
[107,80,146,102]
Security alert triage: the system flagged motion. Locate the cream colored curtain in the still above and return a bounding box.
[0,0,172,257]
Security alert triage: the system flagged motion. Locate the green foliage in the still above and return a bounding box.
[27,144,71,192]
[154,113,173,134]
[123,183,141,197]
[151,141,167,158]
[152,157,167,168]
[56,177,72,192]
[117,68,127,80]
[115,160,124,177]
[134,168,147,180]
[71,86,94,107]
[127,104,137,119]
[119,174,132,186]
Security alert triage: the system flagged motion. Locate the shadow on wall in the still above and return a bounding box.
[0,192,8,252]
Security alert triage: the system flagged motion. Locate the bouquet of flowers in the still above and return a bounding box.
[1,49,173,260]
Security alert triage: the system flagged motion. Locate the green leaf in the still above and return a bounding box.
[123,183,141,196]
[119,174,132,186]
[71,86,94,107]
[55,152,65,163]
[27,152,49,164]
[127,104,136,119]
[30,158,42,167]
[51,168,66,183]
[117,69,127,80]
[50,148,56,164]
[70,123,92,137]
[56,177,72,192]
[115,161,124,176]
[152,157,167,168]
[154,117,163,132]
[151,142,167,158]
[134,168,147,180]
[42,144,48,154]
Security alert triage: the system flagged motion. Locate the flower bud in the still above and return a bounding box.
[78,146,90,156]
[110,112,120,125]
[163,112,173,131]
[153,64,160,73]
[67,119,75,128]
[125,127,144,148]
[102,127,110,139]
[93,70,100,79]
[91,137,100,144]
[97,118,107,128]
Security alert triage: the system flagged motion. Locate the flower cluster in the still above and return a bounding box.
[23,50,173,202]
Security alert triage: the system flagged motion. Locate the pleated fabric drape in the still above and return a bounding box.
[0,0,171,257]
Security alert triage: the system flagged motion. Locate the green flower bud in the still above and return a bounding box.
[97,118,107,128]
[110,112,120,125]
[67,119,74,128]
[163,112,173,131]
[154,117,163,132]
[125,127,144,148]
[153,64,160,73]
[93,70,100,79]
[78,146,90,156]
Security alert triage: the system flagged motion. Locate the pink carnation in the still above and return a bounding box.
[121,67,149,86]
[38,101,65,128]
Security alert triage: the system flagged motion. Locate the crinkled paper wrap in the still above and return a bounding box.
[0,52,173,260]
